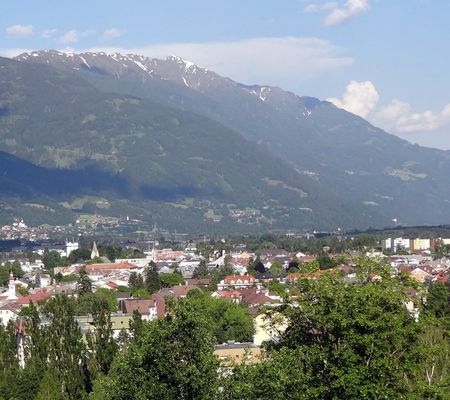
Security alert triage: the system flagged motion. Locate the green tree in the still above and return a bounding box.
[35,370,65,400]
[43,295,89,399]
[411,316,450,398]
[77,266,92,296]
[144,263,162,294]
[187,290,254,343]
[269,262,285,278]
[160,272,185,288]
[129,310,144,341]
[18,302,48,400]
[0,321,20,399]
[42,250,62,270]
[273,271,421,398]
[68,247,91,264]
[426,281,450,318]
[87,297,118,375]
[193,259,210,278]
[34,270,41,288]
[128,271,145,292]
[0,260,24,285]
[98,244,123,262]
[95,299,219,400]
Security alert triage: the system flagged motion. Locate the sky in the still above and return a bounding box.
[1,0,450,149]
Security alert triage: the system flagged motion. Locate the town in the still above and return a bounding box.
[0,219,449,397]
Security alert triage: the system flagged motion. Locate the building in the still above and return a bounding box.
[214,342,262,365]
[65,241,79,257]
[381,237,410,253]
[217,274,256,290]
[411,238,431,251]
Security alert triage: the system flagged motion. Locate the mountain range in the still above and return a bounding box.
[0,49,449,233]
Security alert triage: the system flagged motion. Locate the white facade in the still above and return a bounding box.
[65,241,79,257]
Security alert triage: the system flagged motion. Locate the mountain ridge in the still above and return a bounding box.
[1,50,450,231]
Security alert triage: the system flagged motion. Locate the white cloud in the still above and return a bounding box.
[6,24,34,38]
[329,80,450,138]
[304,0,369,26]
[59,29,79,44]
[82,36,353,87]
[59,29,94,44]
[328,80,379,118]
[325,0,369,26]
[42,29,57,39]
[102,28,123,40]
[304,2,337,13]
[374,100,450,133]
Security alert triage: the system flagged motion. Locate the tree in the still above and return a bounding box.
[42,250,62,270]
[0,260,24,285]
[129,310,144,341]
[35,370,65,400]
[87,297,118,375]
[160,272,185,288]
[411,316,450,397]
[193,259,209,278]
[269,262,285,278]
[77,266,92,296]
[94,299,219,400]
[18,302,48,400]
[0,320,20,399]
[144,263,162,294]
[43,295,89,399]
[68,247,91,264]
[272,270,421,398]
[187,290,254,343]
[77,289,119,315]
[98,244,123,262]
[425,281,450,318]
[34,270,41,288]
[223,258,426,399]
[128,272,145,292]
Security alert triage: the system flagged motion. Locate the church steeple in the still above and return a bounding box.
[91,241,99,259]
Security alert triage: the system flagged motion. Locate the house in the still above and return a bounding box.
[0,303,21,326]
[212,290,242,303]
[410,267,432,283]
[120,299,158,321]
[16,289,51,305]
[217,274,256,290]
[85,262,138,274]
[214,342,262,365]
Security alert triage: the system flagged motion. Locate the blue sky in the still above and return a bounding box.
[1,0,450,148]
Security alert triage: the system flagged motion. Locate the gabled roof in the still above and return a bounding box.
[17,290,50,305]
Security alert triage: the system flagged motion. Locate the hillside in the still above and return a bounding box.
[0,55,375,232]
[15,50,450,227]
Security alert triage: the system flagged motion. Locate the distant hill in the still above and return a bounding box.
[0,50,450,232]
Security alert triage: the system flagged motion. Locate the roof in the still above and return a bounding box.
[120,299,153,315]
[86,262,137,271]
[17,290,51,305]
[223,275,255,284]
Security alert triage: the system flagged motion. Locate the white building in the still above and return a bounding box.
[65,241,79,257]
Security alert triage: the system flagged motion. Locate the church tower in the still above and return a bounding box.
[91,241,99,260]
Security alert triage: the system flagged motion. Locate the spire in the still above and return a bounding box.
[91,241,99,259]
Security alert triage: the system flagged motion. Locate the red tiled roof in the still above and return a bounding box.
[17,290,50,305]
